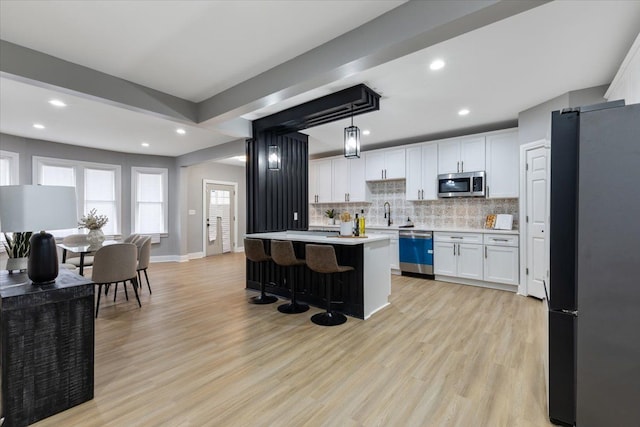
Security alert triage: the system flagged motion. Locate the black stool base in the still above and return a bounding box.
[278,302,309,314]
[311,311,347,326]
[249,294,278,304]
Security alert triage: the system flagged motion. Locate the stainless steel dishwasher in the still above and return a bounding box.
[399,230,434,276]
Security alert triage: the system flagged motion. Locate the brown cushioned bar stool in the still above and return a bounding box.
[244,238,278,304]
[271,240,309,314]
[305,244,354,326]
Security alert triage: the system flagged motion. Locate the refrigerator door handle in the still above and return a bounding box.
[561,309,579,316]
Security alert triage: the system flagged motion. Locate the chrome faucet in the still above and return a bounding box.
[383,202,392,226]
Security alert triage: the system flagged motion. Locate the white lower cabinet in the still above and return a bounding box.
[434,231,519,289]
[433,233,483,279]
[483,234,519,285]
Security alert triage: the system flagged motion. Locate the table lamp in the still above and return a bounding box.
[0,185,78,284]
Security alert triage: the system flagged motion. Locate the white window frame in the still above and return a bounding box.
[132,166,169,235]
[0,150,19,185]
[33,156,122,235]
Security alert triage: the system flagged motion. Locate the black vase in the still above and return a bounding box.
[28,231,59,284]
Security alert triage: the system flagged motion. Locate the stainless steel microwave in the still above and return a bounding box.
[437,171,486,198]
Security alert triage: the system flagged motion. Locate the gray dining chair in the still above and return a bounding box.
[135,235,152,294]
[92,243,140,317]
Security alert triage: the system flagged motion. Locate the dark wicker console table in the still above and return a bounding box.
[1,268,94,427]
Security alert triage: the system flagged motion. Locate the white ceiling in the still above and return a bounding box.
[0,1,639,161]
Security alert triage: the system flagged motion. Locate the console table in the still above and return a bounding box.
[1,268,94,427]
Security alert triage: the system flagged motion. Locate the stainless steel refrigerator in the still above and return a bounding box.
[548,101,640,426]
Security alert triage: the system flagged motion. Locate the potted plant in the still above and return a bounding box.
[78,208,109,247]
[325,209,336,225]
[2,231,32,272]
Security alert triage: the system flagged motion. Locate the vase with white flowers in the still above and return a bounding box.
[78,208,109,247]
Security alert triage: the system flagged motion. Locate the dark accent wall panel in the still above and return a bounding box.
[246,130,308,233]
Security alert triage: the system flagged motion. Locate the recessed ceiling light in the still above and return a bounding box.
[49,99,67,107]
[362,130,371,136]
[430,59,445,70]
[141,142,150,147]
[176,128,186,135]
[33,123,45,129]
[458,109,470,116]
[233,155,246,162]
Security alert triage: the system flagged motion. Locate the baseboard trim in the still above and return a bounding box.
[435,275,517,292]
[150,255,189,263]
[188,252,205,260]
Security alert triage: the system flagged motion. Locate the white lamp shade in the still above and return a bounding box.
[0,185,78,232]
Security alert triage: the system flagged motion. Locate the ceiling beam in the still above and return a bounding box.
[197,0,551,125]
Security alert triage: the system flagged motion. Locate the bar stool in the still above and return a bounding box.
[244,238,278,304]
[305,244,353,326]
[271,240,309,314]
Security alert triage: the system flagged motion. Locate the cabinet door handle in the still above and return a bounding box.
[451,236,463,239]
[422,189,425,199]
[485,246,488,258]
[384,169,387,179]
[492,238,509,242]
[457,161,460,173]
[381,170,384,180]
[418,190,421,199]
[453,244,456,256]
[461,161,464,172]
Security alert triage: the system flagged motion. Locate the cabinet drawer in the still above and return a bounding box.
[483,234,519,247]
[433,232,482,244]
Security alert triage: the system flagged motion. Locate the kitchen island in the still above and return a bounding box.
[244,231,391,319]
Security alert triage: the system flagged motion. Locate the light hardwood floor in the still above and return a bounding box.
[34,252,552,427]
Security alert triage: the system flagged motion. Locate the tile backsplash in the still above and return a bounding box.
[310,180,519,229]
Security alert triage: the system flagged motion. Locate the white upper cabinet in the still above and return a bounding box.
[485,130,519,198]
[406,143,438,201]
[365,148,406,181]
[332,157,368,203]
[309,159,332,203]
[437,136,485,174]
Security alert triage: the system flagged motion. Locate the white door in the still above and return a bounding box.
[525,146,549,298]
[205,183,235,257]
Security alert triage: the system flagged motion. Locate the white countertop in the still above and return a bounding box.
[309,223,519,235]
[245,231,390,245]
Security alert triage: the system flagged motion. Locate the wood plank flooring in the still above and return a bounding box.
[33,252,552,427]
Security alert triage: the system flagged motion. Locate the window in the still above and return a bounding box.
[0,151,19,253]
[33,156,121,235]
[0,150,19,185]
[132,167,168,234]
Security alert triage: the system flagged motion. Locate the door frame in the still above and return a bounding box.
[202,179,239,255]
[518,139,551,296]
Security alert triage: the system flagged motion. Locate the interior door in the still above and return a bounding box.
[205,183,235,257]
[525,146,549,298]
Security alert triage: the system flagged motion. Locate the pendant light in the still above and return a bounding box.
[268,145,281,170]
[344,104,360,158]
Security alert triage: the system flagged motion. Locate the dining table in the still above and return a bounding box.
[57,239,119,275]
